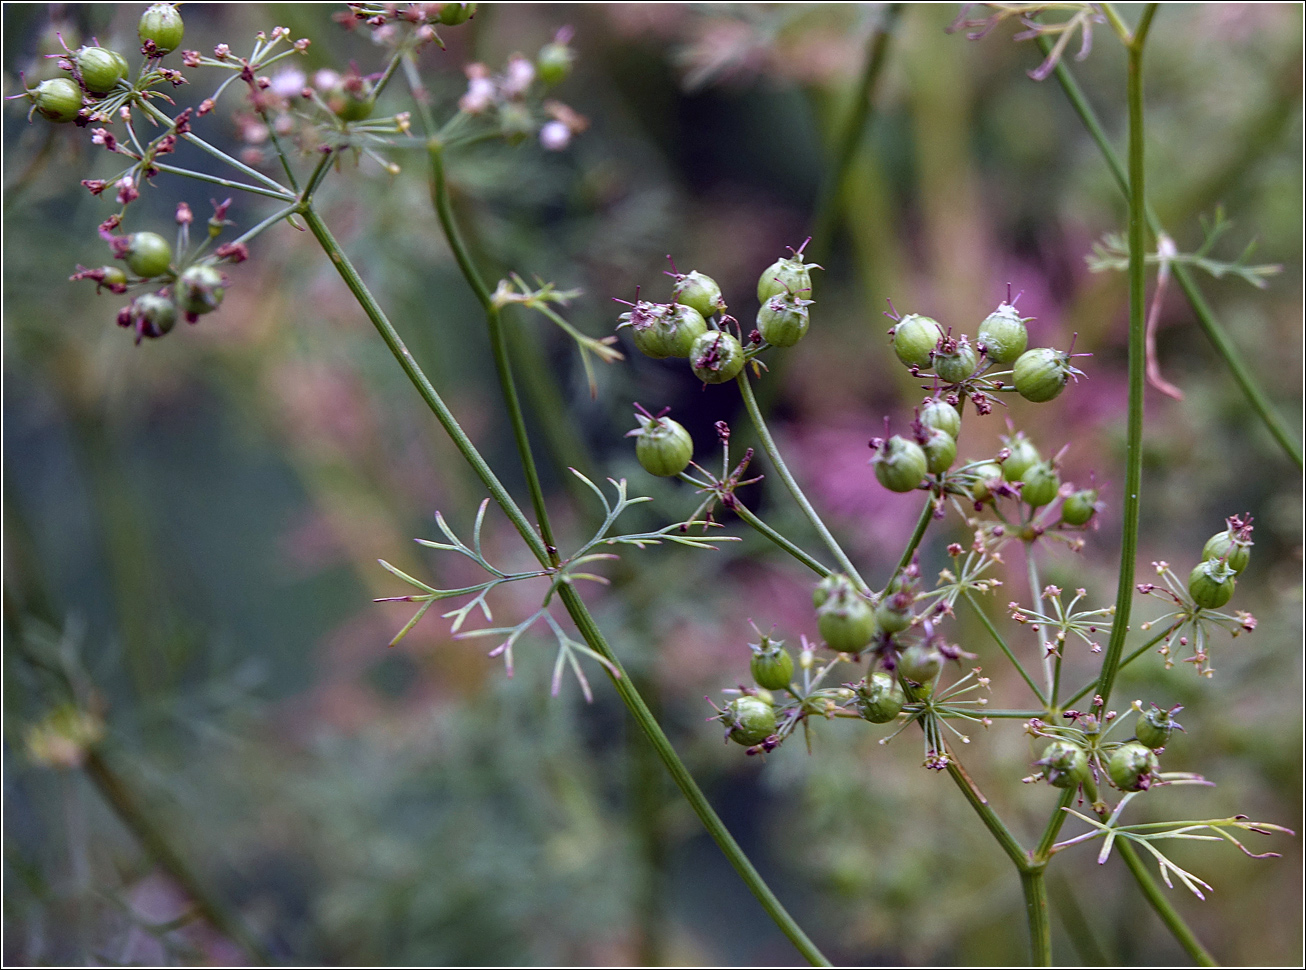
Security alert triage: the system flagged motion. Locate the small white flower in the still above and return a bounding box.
[539,120,571,151]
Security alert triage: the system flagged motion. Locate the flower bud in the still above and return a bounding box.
[890,314,944,369]
[30,77,82,123]
[175,264,225,317]
[919,397,961,439]
[897,642,943,688]
[1013,347,1073,403]
[1019,460,1060,508]
[1036,740,1090,789]
[1107,741,1160,792]
[933,334,978,384]
[1061,488,1099,526]
[977,303,1028,364]
[1135,704,1182,750]
[817,585,877,653]
[76,46,129,95]
[672,270,726,320]
[138,4,185,56]
[749,636,794,691]
[629,411,693,477]
[618,301,706,359]
[872,435,927,493]
[1188,559,1235,610]
[690,330,745,384]
[756,291,811,347]
[724,696,776,746]
[855,671,905,723]
[123,232,173,278]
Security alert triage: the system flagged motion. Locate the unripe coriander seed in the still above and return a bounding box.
[897,642,943,688]
[749,637,794,691]
[690,330,745,384]
[1188,559,1236,610]
[123,293,177,340]
[672,270,726,320]
[536,42,574,86]
[1019,460,1060,508]
[1038,740,1089,789]
[757,254,813,304]
[629,412,693,477]
[1135,704,1182,750]
[756,292,811,347]
[872,435,927,493]
[816,587,878,653]
[968,462,1005,502]
[1061,488,1099,526]
[812,573,851,609]
[919,398,961,439]
[438,3,478,26]
[855,671,905,723]
[124,232,173,278]
[725,696,776,746]
[1203,529,1251,574]
[919,427,957,476]
[933,335,979,385]
[1107,741,1159,792]
[890,314,944,369]
[175,264,225,317]
[76,46,128,95]
[138,4,185,55]
[31,77,82,123]
[1000,432,1040,482]
[1013,347,1073,403]
[618,301,706,359]
[977,303,1028,364]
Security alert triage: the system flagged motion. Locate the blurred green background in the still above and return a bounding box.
[4,3,1301,965]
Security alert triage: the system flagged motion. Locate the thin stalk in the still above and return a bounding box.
[137,100,293,197]
[944,755,1028,869]
[299,208,548,563]
[1021,868,1053,967]
[1095,10,1155,713]
[730,500,833,577]
[735,372,869,592]
[148,163,297,201]
[965,591,1046,705]
[226,204,298,249]
[1041,37,1302,469]
[1061,629,1170,708]
[425,143,559,559]
[893,494,935,578]
[1026,543,1055,699]
[981,709,1046,719]
[83,750,271,965]
[1115,840,1217,966]
[1034,788,1076,861]
[808,3,902,261]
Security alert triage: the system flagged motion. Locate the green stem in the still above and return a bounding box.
[964,591,1046,705]
[729,500,833,577]
[1041,36,1302,469]
[1035,788,1076,861]
[1061,629,1169,708]
[1026,543,1054,699]
[1115,840,1217,966]
[1021,868,1053,966]
[1094,11,1154,713]
[808,3,902,261]
[84,750,271,965]
[148,162,296,201]
[226,205,298,249]
[137,100,293,197]
[735,371,869,592]
[893,494,935,579]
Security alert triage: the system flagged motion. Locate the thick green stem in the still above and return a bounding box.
[735,371,869,592]
[1115,840,1217,966]
[84,750,271,965]
[730,500,834,578]
[1035,788,1076,861]
[1041,35,1302,470]
[1021,868,1053,966]
[1094,12,1155,713]
[965,591,1046,705]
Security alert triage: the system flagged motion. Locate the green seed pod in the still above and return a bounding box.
[536,41,573,85]
[890,314,944,369]
[1203,526,1252,575]
[76,46,128,95]
[1037,740,1090,789]
[1019,460,1060,508]
[933,335,979,385]
[919,398,961,439]
[1061,488,1099,526]
[977,303,1028,364]
[690,330,745,384]
[124,232,173,278]
[812,573,850,609]
[672,270,726,320]
[725,696,776,746]
[1107,741,1160,792]
[1013,347,1073,403]
[138,4,185,55]
[919,427,957,476]
[749,636,794,691]
[1135,704,1182,750]
[967,462,1005,502]
[1000,432,1040,482]
[896,642,943,687]
[756,292,811,347]
[328,74,376,122]
[30,77,82,123]
[438,2,478,26]
[817,586,878,654]
[175,264,225,317]
[101,266,128,289]
[875,599,913,635]
[1188,559,1236,610]
[618,302,706,359]
[757,254,814,303]
[122,292,177,340]
[872,435,927,493]
[629,412,693,477]
[855,671,905,723]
